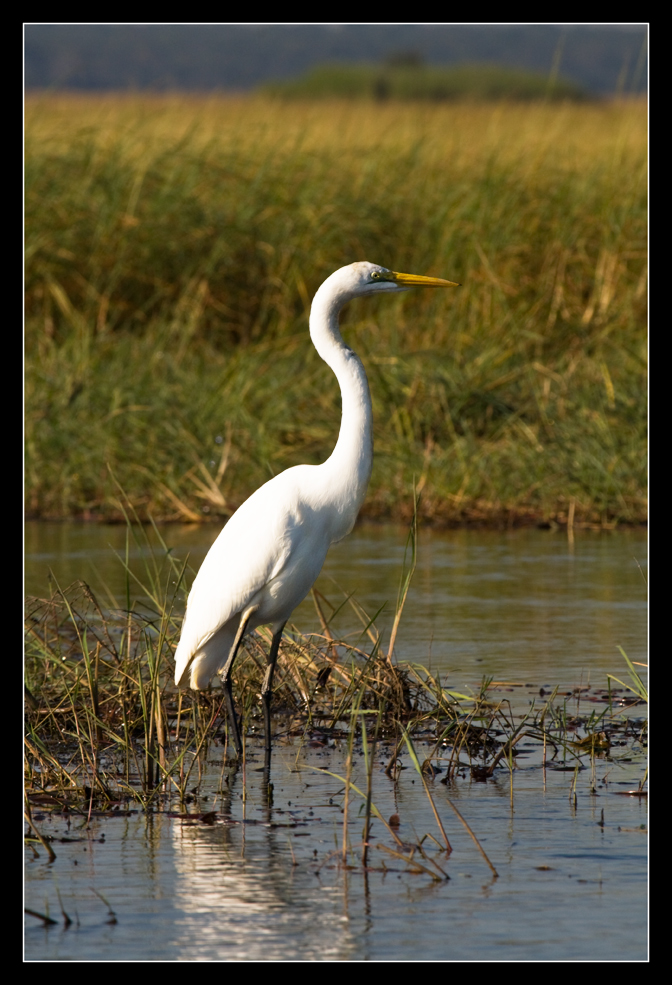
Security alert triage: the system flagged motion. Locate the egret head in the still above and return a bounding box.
[325,261,459,303]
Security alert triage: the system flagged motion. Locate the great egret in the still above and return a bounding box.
[174,261,457,759]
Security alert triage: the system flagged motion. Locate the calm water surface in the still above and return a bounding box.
[26,745,647,961]
[25,522,648,960]
[25,521,647,689]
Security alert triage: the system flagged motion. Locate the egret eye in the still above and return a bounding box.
[371,271,380,280]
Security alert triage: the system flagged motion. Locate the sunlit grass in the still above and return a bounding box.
[25,95,647,525]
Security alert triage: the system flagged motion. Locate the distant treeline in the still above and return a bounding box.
[260,61,589,102]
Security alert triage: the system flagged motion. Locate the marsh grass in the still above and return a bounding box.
[25,95,646,526]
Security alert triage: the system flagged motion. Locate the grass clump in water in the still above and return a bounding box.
[24,521,647,819]
[24,517,647,888]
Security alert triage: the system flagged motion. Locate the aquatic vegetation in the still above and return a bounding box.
[25,519,647,884]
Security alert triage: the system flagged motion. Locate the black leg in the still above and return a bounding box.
[261,621,286,767]
[222,677,242,759]
[220,605,258,758]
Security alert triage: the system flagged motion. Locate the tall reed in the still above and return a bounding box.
[26,96,646,526]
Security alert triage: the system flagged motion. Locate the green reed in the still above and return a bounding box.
[26,96,646,526]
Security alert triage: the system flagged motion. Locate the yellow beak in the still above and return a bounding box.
[392,271,460,288]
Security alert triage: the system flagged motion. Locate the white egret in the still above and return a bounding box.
[174,261,458,759]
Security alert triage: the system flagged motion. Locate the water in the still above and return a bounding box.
[25,521,647,688]
[25,743,648,961]
[25,522,648,960]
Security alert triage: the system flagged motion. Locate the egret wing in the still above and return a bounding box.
[174,467,317,683]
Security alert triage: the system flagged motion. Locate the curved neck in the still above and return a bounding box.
[309,285,373,529]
